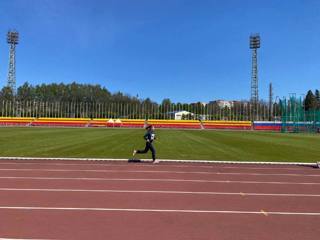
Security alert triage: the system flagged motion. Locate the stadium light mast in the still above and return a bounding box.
[7,30,19,95]
[249,34,260,120]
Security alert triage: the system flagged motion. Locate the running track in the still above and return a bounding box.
[0,159,319,240]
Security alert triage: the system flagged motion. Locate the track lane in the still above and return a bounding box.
[0,210,319,240]
[0,160,318,174]
[0,167,319,177]
[0,170,320,185]
[0,160,320,240]
[0,177,319,194]
[0,189,320,213]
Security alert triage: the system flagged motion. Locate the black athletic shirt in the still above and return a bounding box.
[144,130,156,143]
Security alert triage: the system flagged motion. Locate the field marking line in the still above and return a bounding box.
[0,187,320,197]
[1,176,320,185]
[0,238,54,240]
[0,162,312,172]
[0,161,310,171]
[0,206,320,216]
[0,168,319,177]
[0,157,317,167]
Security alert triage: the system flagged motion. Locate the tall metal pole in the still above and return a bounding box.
[7,31,19,96]
[251,48,258,102]
[269,82,273,120]
[250,34,260,121]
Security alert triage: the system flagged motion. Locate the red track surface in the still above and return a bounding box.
[0,160,319,240]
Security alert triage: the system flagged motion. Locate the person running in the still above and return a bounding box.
[133,125,159,163]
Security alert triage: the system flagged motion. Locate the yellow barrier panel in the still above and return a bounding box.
[0,117,252,128]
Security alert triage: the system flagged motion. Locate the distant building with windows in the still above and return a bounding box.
[209,100,249,109]
[209,100,233,109]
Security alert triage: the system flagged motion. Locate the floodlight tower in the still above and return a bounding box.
[7,30,19,95]
[250,34,260,119]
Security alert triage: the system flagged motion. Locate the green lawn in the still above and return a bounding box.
[0,127,319,162]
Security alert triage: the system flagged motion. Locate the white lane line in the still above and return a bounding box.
[0,162,309,171]
[0,168,319,177]
[0,238,53,240]
[0,157,317,167]
[0,187,320,197]
[0,206,320,216]
[260,210,269,216]
[0,176,320,185]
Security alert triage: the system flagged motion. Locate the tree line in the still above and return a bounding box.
[304,89,320,111]
[0,82,182,108]
[1,82,141,104]
[0,82,275,120]
[1,81,318,120]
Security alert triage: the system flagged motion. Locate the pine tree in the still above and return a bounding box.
[315,89,320,109]
[304,90,317,111]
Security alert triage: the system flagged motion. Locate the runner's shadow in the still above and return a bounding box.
[128,159,142,163]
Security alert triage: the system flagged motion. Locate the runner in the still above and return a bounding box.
[133,125,159,163]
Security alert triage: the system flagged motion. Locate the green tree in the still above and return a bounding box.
[315,89,320,109]
[161,98,172,107]
[17,82,35,101]
[0,86,14,101]
[304,90,317,111]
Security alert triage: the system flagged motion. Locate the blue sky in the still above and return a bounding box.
[0,0,320,103]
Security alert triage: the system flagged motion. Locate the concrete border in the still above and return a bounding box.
[0,157,317,167]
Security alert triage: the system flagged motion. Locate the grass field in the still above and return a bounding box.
[0,127,319,162]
